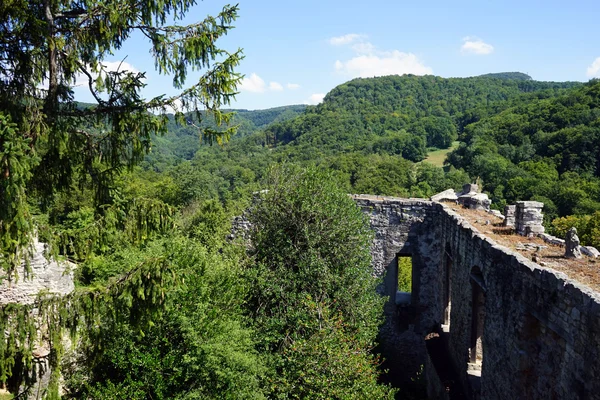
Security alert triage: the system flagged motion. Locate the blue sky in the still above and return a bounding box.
[74,0,600,110]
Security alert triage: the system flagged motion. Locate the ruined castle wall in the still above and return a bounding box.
[437,204,600,399]
[352,196,443,383]
[353,195,600,399]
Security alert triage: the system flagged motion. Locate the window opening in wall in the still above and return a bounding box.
[443,245,452,328]
[468,267,486,374]
[395,255,413,305]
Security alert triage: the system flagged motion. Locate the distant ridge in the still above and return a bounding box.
[478,72,532,81]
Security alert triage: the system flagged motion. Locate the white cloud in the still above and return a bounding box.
[239,74,289,93]
[305,93,325,105]
[460,37,494,55]
[351,41,376,55]
[586,57,600,78]
[240,73,267,93]
[74,60,142,86]
[286,83,301,90]
[329,33,365,46]
[330,34,432,78]
[335,51,432,78]
[100,61,140,74]
[269,81,284,91]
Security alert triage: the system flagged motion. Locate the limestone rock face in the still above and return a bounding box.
[0,238,75,305]
[457,190,491,211]
[581,246,600,258]
[430,184,491,211]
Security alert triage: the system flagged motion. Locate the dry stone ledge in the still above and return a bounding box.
[456,184,491,211]
[488,209,504,220]
[430,188,458,202]
[430,184,491,211]
[539,233,566,247]
[538,232,599,258]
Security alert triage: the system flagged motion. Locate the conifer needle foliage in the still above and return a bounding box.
[0,0,242,395]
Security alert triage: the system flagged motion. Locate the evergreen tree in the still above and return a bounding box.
[0,0,242,276]
[0,0,242,394]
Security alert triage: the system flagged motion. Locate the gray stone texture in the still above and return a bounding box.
[581,246,600,258]
[430,185,491,211]
[352,195,600,400]
[515,201,545,236]
[0,238,75,305]
[430,188,458,203]
[565,227,583,259]
[503,205,516,227]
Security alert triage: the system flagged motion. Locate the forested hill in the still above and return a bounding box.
[262,74,579,162]
[149,104,306,163]
[448,79,600,228]
[478,72,532,80]
[142,74,600,248]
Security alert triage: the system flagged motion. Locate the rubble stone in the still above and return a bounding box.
[565,227,582,259]
[503,205,516,227]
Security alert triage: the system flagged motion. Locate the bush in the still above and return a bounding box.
[246,165,394,399]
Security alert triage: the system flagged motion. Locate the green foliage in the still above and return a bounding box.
[449,80,600,231]
[66,237,265,399]
[0,113,37,278]
[398,257,412,293]
[478,72,533,81]
[0,0,244,393]
[181,200,231,250]
[0,0,242,251]
[146,105,307,168]
[246,166,394,398]
[551,212,600,249]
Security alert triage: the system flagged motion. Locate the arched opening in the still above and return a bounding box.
[443,244,452,329]
[468,266,486,371]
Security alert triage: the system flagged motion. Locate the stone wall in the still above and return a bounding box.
[352,196,442,384]
[352,195,600,400]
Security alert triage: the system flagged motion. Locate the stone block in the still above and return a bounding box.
[461,183,479,194]
[581,246,600,258]
[430,188,458,203]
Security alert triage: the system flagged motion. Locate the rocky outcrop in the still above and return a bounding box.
[565,227,582,259]
[430,189,458,203]
[0,238,75,305]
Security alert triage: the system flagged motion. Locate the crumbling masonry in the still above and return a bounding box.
[353,195,600,400]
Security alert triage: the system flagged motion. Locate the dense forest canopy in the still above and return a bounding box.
[148,104,306,165]
[478,72,533,81]
[260,74,579,162]
[148,73,600,247]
